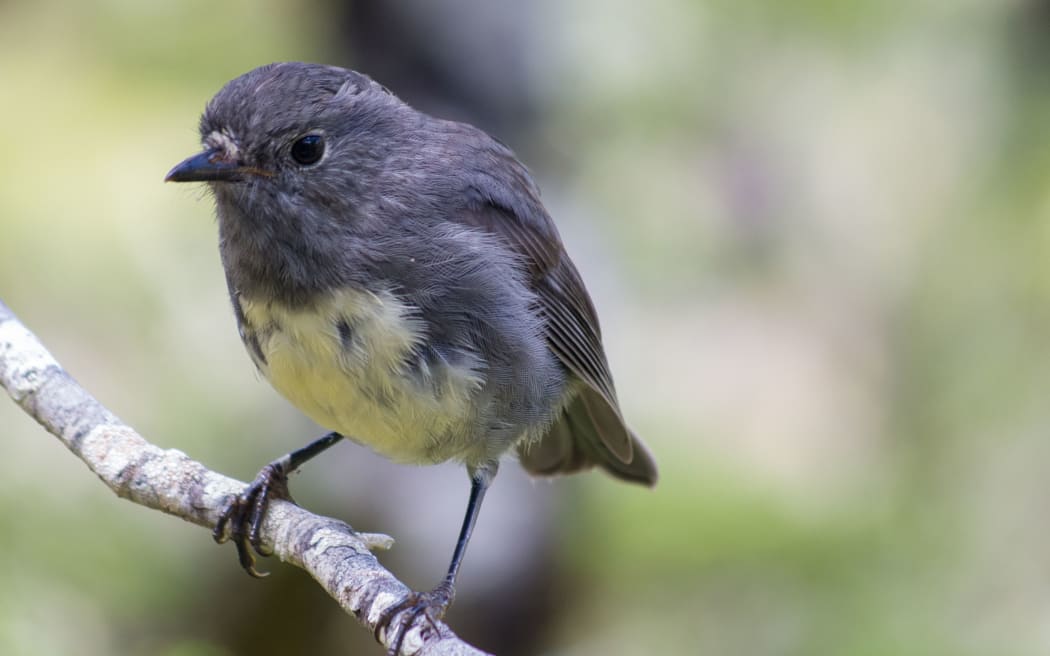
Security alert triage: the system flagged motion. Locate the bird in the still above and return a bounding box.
[165,61,657,651]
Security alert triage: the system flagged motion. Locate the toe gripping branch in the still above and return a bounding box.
[376,581,456,654]
[212,431,344,577]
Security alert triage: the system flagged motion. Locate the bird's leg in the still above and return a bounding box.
[376,461,498,655]
[213,431,344,577]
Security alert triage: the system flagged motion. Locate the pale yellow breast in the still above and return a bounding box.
[238,288,482,465]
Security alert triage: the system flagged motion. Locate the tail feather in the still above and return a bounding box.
[518,392,658,487]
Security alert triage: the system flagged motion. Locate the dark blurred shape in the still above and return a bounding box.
[329,0,545,153]
[1009,0,1050,78]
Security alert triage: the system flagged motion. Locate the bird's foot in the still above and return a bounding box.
[376,581,455,655]
[212,458,294,578]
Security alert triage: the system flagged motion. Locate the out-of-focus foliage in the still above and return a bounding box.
[2,0,1050,655]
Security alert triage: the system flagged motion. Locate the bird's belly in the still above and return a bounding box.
[237,289,483,465]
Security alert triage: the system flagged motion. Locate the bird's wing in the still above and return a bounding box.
[459,198,636,465]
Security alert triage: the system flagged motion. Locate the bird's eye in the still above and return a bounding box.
[290,134,325,165]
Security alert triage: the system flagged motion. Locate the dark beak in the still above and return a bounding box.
[165,148,250,183]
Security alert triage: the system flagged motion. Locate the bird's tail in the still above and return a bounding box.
[517,391,658,487]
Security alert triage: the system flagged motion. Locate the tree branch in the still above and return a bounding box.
[0,298,490,656]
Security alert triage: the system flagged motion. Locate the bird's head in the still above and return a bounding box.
[166,62,412,226]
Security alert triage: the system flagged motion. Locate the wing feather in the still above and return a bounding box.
[459,201,634,464]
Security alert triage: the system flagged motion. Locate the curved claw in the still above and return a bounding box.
[376,583,454,655]
[234,536,269,578]
[212,461,292,577]
[212,495,239,544]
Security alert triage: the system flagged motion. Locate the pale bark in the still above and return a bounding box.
[0,299,490,656]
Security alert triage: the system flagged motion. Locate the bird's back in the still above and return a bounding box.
[420,118,658,486]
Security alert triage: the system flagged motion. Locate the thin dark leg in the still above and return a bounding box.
[286,431,345,470]
[377,461,498,655]
[440,466,491,588]
[213,431,344,577]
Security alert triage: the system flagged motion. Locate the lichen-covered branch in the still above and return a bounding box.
[0,298,490,656]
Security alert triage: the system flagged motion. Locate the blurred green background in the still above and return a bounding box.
[3,0,1050,654]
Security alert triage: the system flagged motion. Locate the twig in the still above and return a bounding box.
[0,298,490,656]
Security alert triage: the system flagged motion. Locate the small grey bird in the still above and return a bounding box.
[166,62,656,648]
